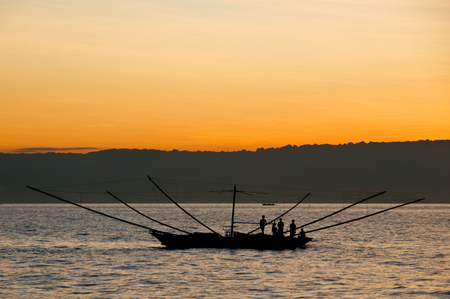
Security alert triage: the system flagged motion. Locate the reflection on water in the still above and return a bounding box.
[1,204,449,298]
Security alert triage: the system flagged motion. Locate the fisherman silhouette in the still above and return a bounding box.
[300,228,306,238]
[260,215,267,235]
[289,219,296,237]
[278,218,284,237]
[272,222,277,236]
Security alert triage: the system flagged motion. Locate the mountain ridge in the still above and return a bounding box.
[1,140,449,203]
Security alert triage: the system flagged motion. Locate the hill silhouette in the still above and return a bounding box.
[1,140,449,203]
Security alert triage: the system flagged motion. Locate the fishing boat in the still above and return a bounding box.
[27,176,425,250]
[145,177,312,249]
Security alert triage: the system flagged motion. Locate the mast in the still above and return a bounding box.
[211,184,257,236]
[230,184,237,237]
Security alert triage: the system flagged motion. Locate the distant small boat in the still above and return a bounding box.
[262,203,275,206]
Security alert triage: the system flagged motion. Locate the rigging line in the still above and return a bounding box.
[151,177,236,189]
[382,192,417,200]
[34,189,108,195]
[247,192,310,235]
[147,176,221,236]
[27,186,161,233]
[211,189,265,196]
[153,176,381,196]
[47,177,147,189]
[303,197,425,234]
[106,191,191,234]
[235,222,259,224]
[297,191,386,230]
[220,183,380,195]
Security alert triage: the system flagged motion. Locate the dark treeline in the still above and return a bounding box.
[1,140,449,203]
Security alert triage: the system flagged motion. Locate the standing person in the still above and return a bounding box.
[289,220,296,237]
[260,215,267,235]
[272,222,277,236]
[277,218,285,237]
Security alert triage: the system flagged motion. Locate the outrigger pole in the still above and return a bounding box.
[106,191,191,234]
[27,186,160,232]
[247,192,310,234]
[296,191,386,231]
[147,175,221,235]
[303,197,425,234]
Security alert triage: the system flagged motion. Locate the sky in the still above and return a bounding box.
[1,0,449,153]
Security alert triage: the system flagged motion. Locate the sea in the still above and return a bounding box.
[1,203,449,298]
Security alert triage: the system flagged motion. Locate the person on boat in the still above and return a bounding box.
[260,215,267,235]
[289,219,296,237]
[299,228,306,238]
[277,218,285,237]
[272,222,277,236]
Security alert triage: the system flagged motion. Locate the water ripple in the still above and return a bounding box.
[1,204,449,298]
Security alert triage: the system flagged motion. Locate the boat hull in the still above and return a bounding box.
[151,231,312,249]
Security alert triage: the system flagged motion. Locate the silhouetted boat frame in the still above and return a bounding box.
[151,231,312,249]
[27,177,424,250]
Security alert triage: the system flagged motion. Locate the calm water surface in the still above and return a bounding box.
[1,204,449,298]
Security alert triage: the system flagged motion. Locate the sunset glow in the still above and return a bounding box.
[1,0,449,153]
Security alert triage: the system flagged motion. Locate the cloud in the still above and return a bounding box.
[14,147,99,153]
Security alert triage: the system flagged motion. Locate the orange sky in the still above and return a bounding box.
[1,0,449,153]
